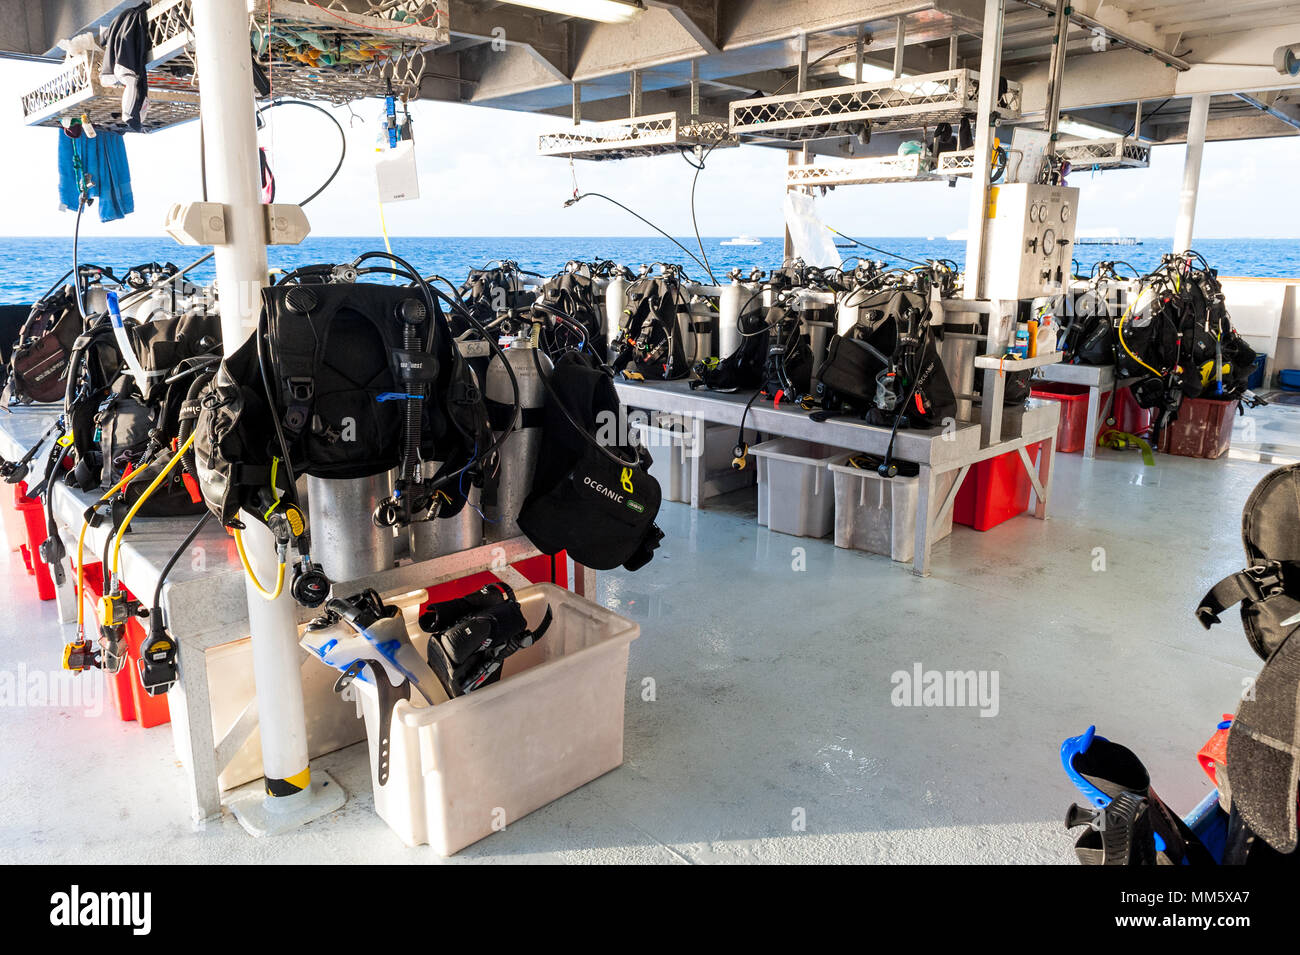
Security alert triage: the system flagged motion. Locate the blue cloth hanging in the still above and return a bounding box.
[57,129,135,223]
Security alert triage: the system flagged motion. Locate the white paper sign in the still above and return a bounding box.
[376,140,420,203]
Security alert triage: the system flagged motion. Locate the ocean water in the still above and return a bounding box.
[1,235,1297,305]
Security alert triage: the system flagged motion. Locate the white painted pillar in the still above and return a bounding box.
[1173,93,1210,253]
[962,0,1006,297]
[192,0,311,802]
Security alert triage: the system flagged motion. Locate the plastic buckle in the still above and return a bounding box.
[1245,561,1285,600]
[287,377,314,403]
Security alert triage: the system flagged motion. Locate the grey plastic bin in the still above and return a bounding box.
[750,438,850,538]
[633,416,754,504]
[828,457,953,562]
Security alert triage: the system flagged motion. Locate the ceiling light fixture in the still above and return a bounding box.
[501,0,645,25]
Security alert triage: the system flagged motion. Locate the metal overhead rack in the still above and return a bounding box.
[19,0,199,132]
[786,153,937,187]
[1057,137,1151,170]
[538,112,737,160]
[729,69,1022,144]
[930,136,1151,180]
[251,0,449,105]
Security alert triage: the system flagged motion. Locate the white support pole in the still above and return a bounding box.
[191,0,342,833]
[962,0,1006,297]
[948,34,959,71]
[1174,93,1210,253]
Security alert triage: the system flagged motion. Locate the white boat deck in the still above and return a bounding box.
[0,400,1287,864]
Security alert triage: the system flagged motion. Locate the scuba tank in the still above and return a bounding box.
[409,459,483,560]
[604,268,628,357]
[484,331,551,542]
[718,272,757,359]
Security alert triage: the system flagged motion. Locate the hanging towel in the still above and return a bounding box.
[100,2,151,132]
[58,130,135,223]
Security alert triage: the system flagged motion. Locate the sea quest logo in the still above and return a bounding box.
[49,885,151,936]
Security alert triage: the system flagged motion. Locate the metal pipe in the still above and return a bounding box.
[1173,93,1210,253]
[192,0,312,806]
[948,34,958,71]
[1044,0,1069,157]
[1015,0,1191,71]
[855,25,866,83]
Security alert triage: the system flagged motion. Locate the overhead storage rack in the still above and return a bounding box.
[537,111,737,161]
[19,0,199,132]
[250,0,450,104]
[729,69,1022,144]
[786,153,936,187]
[18,0,449,131]
[1057,137,1151,170]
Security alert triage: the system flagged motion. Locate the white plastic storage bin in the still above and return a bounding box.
[633,416,754,504]
[750,438,850,538]
[828,458,953,563]
[352,583,639,854]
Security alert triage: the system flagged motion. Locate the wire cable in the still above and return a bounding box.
[565,191,712,276]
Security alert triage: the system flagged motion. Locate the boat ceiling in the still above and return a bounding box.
[0,0,1297,150]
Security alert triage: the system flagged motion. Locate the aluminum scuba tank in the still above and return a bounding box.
[484,332,551,542]
[836,294,860,335]
[605,271,627,356]
[409,459,483,560]
[718,275,757,359]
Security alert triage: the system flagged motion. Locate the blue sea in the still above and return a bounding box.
[1,235,1297,305]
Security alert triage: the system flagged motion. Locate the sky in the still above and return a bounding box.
[0,57,1297,240]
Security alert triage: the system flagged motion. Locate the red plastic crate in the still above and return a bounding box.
[1110,386,1152,437]
[1158,397,1238,459]
[423,552,569,607]
[953,442,1045,531]
[13,482,56,601]
[76,561,171,728]
[1029,382,1112,454]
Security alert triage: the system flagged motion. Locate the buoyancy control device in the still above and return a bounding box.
[517,348,664,571]
[536,261,611,362]
[193,270,490,543]
[1117,253,1261,439]
[1197,462,1300,854]
[4,284,85,405]
[610,270,691,381]
[814,282,956,430]
[459,261,536,327]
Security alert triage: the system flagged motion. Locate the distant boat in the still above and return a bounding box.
[1075,228,1142,246]
[721,235,762,246]
[1075,236,1143,246]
